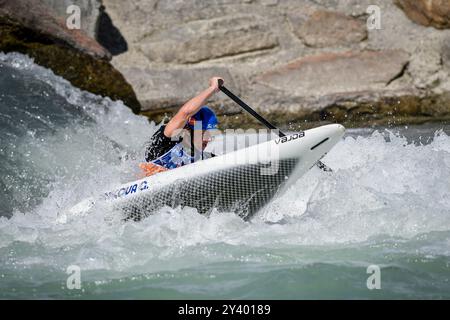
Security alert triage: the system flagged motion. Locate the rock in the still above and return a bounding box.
[0,0,141,112]
[258,0,279,6]
[395,0,450,29]
[256,50,410,96]
[121,67,238,114]
[101,0,450,127]
[215,93,450,130]
[40,0,129,56]
[0,0,108,59]
[41,0,102,39]
[443,41,450,69]
[102,0,261,45]
[289,10,367,47]
[305,0,376,16]
[139,15,278,64]
[409,45,446,90]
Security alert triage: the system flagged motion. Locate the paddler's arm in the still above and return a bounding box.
[164,77,223,138]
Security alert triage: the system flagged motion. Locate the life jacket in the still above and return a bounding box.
[140,143,203,177]
[153,143,196,169]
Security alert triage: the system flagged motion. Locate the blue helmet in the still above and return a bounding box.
[187,106,218,130]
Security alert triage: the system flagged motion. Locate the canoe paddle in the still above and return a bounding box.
[217,79,332,172]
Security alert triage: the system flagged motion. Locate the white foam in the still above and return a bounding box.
[1,52,450,276]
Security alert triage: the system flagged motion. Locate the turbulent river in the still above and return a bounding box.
[1,52,449,299]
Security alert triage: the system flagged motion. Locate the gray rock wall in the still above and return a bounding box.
[103,0,450,127]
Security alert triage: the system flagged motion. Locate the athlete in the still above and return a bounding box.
[140,77,223,176]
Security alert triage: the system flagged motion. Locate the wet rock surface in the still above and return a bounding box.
[0,0,141,112]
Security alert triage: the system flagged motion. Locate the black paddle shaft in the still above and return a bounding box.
[217,79,332,172]
[218,84,286,138]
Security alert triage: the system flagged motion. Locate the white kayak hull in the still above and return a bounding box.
[67,124,345,221]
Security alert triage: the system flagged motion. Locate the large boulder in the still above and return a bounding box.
[395,0,450,29]
[289,10,367,47]
[139,15,278,64]
[0,0,108,59]
[256,50,410,96]
[41,0,129,56]
[0,0,141,112]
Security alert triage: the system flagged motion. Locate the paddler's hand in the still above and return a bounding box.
[209,77,224,93]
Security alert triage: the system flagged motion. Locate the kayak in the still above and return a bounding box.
[65,124,345,222]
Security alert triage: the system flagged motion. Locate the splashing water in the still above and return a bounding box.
[0,52,449,299]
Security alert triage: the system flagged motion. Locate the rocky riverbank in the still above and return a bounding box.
[1,0,449,129]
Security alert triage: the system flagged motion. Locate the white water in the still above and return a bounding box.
[1,52,450,299]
